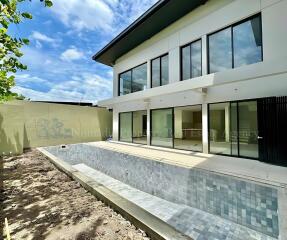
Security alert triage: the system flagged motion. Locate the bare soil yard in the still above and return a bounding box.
[0,150,150,240]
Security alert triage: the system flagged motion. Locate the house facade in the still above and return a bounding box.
[94,0,287,167]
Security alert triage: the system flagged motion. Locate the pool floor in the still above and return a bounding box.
[73,163,275,240]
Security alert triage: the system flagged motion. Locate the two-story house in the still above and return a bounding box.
[93,0,287,167]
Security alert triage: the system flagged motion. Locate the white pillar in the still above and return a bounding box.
[225,105,230,142]
[202,103,209,153]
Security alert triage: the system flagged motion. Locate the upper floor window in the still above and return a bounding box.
[119,63,147,96]
[208,14,262,74]
[151,54,169,88]
[181,39,202,81]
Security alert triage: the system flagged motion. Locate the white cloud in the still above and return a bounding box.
[50,0,114,32]
[50,0,158,33]
[60,48,84,62]
[31,31,56,43]
[13,73,112,104]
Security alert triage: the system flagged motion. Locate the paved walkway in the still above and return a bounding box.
[73,163,276,240]
[87,141,287,187]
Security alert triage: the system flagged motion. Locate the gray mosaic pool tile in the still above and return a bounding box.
[44,144,279,238]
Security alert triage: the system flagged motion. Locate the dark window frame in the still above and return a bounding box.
[119,110,147,145]
[180,38,202,81]
[208,98,260,160]
[207,13,263,74]
[151,53,169,88]
[118,62,147,96]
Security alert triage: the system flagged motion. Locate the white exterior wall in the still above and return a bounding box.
[99,0,287,148]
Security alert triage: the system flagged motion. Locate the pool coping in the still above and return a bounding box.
[87,141,287,188]
[37,147,192,240]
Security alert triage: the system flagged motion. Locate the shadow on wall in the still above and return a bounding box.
[0,114,22,156]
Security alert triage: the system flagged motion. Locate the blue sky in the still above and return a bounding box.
[11,0,157,104]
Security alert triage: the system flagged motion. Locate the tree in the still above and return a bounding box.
[0,0,52,102]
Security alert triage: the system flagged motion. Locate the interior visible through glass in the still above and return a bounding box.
[132,110,147,145]
[174,105,202,151]
[209,101,259,158]
[151,108,173,147]
[119,112,132,142]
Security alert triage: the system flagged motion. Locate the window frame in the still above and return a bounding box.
[180,38,202,81]
[118,62,147,96]
[207,13,263,74]
[151,53,169,88]
[207,99,260,160]
[119,110,148,145]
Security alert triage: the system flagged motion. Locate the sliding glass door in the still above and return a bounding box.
[209,100,259,159]
[174,105,202,151]
[119,112,132,142]
[151,108,173,147]
[132,110,147,144]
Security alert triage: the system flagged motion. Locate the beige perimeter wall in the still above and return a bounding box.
[0,101,112,155]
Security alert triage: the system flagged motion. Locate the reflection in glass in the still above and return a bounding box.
[233,15,262,68]
[208,27,232,73]
[151,109,173,147]
[191,40,202,78]
[238,101,258,158]
[119,112,132,142]
[132,110,147,145]
[161,55,169,86]
[181,45,191,80]
[152,58,160,88]
[230,102,238,156]
[132,63,147,93]
[174,105,202,151]
[119,71,131,96]
[209,102,231,155]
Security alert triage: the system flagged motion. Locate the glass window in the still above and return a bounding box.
[151,109,173,147]
[118,63,147,96]
[181,40,202,80]
[132,110,147,145]
[132,63,147,93]
[119,112,132,142]
[208,27,232,73]
[119,71,131,96]
[209,102,231,155]
[174,105,202,151]
[191,40,202,78]
[151,58,160,88]
[181,45,191,80]
[208,14,262,73]
[161,55,169,86]
[151,54,169,87]
[233,15,262,68]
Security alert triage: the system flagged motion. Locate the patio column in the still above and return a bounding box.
[202,103,209,153]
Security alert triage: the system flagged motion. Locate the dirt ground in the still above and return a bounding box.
[0,149,150,240]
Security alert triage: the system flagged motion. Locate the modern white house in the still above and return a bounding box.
[93,0,287,167]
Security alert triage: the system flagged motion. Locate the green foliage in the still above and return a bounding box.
[0,0,53,102]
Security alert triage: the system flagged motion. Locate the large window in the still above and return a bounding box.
[209,101,259,159]
[151,108,173,147]
[174,105,202,151]
[208,14,262,73]
[152,54,169,88]
[119,111,147,144]
[119,63,147,96]
[181,39,202,80]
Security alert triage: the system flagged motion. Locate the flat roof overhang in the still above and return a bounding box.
[92,0,208,66]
